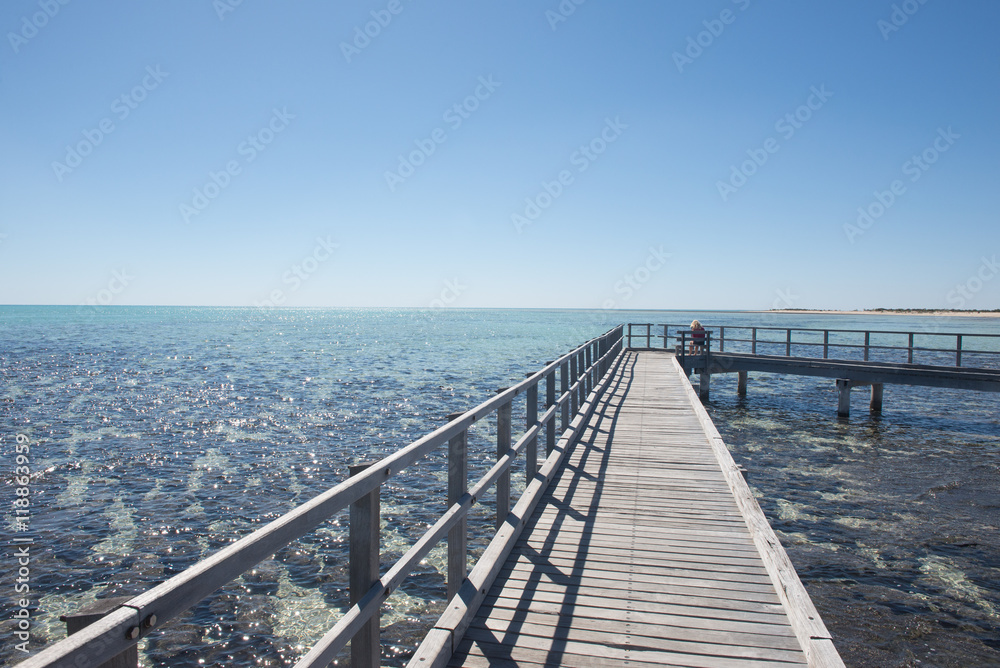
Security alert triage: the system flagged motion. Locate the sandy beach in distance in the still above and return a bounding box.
[760,309,1000,318]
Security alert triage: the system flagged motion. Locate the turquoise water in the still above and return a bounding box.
[1,307,998,666]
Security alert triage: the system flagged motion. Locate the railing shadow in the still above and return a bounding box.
[465,352,635,665]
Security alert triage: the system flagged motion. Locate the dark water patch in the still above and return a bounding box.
[708,367,1000,667]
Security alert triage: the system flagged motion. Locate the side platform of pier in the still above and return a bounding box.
[416,351,843,667]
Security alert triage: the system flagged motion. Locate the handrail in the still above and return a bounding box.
[300,342,626,667]
[625,323,1000,368]
[21,326,625,668]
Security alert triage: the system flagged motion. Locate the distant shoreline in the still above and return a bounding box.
[760,309,1000,318]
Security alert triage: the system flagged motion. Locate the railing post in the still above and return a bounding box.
[546,366,557,454]
[719,326,725,352]
[61,597,138,668]
[864,331,870,361]
[645,323,651,348]
[908,332,914,364]
[785,329,792,357]
[569,355,579,416]
[526,375,538,479]
[627,323,632,348]
[349,463,381,668]
[752,327,757,355]
[957,334,963,367]
[445,412,467,600]
[588,342,596,391]
[560,360,570,435]
[823,330,829,359]
[495,390,512,529]
[662,324,668,349]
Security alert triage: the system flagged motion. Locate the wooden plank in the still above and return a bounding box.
[479,597,800,638]
[481,588,791,623]
[456,629,807,668]
[470,611,803,652]
[491,569,785,603]
[511,542,770,568]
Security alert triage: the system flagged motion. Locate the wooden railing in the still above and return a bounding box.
[625,323,1000,369]
[21,326,625,668]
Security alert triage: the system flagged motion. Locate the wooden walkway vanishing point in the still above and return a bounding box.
[438,351,842,667]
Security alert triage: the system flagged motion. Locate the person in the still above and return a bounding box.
[689,319,706,354]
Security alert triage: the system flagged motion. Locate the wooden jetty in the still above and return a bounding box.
[419,350,840,667]
[27,322,1000,667]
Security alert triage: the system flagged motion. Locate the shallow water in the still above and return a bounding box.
[1,307,998,666]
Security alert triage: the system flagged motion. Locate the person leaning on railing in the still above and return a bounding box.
[689,320,706,354]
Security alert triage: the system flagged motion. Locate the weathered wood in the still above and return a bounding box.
[525,376,538,480]
[570,354,579,416]
[545,367,556,455]
[700,369,711,400]
[61,597,137,668]
[870,383,883,413]
[560,360,569,434]
[409,349,627,668]
[650,323,1000,368]
[703,352,1000,393]
[737,370,748,396]
[495,391,511,529]
[446,411,468,600]
[675,355,845,668]
[837,378,851,416]
[349,464,380,668]
[439,352,841,668]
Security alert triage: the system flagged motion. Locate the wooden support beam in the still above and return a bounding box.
[61,597,138,668]
[870,383,883,413]
[348,464,381,668]
[445,412,468,600]
[737,370,747,397]
[495,390,511,529]
[698,370,710,400]
[836,379,851,417]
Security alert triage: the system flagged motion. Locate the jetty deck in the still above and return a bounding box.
[446,351,834,667]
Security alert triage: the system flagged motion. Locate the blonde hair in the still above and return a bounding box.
[691,320,701,329]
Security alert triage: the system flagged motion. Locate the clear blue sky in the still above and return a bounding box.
[1,0,998,309]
